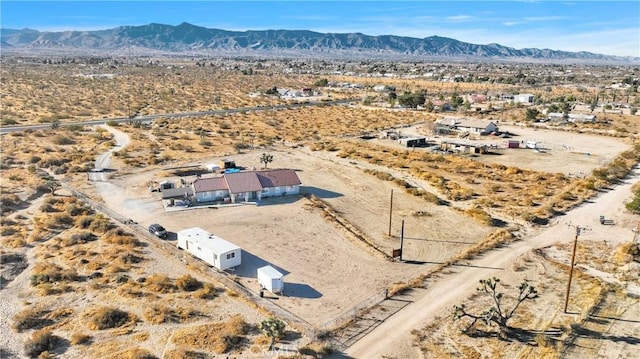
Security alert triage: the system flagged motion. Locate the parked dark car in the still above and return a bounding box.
[148,223,168,238]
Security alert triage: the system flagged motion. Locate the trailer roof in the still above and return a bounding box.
[258,265,284,279]
[178,227,240,254]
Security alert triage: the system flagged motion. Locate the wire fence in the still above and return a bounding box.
[66,183,401,349]
[65,183,319,342]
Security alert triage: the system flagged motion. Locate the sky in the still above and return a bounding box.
[1,1,639,57]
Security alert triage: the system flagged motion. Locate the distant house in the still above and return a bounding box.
[191,169,302,204]
[547,112,596,123]
[514,94,534,104]
[398,137,427,148]
[438,118,498,135]
[470,94,487,103]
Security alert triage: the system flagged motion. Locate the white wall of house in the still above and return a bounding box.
[194,189,229,203]
[260,185,300,198]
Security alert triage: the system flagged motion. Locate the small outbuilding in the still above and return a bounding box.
[177,227,241,271]
[205,163,221,172]
[506,140,520,149]
[257,265,284,294]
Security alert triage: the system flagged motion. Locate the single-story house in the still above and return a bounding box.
[398,137,427,148]
[547,112,596,123]
[514,94,535,104]
[438,118,498,135]
[191,169,302,204]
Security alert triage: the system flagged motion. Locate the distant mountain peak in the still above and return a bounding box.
[1,23,637,64]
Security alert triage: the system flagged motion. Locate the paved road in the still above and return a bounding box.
[0,98,358,134]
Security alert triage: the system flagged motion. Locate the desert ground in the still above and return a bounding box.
[2,59,639,359]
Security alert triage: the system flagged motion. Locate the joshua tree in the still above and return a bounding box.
[45,180,61,196]
[260,153,274,169]
[259,317,286,350]
[453,277,538,337]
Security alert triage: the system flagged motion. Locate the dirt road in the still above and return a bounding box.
[344,167,640,358]
[88,125,130,181]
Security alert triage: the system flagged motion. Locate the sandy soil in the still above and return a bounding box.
[395,123,631,176]
[77,141,494,327]
[344,166,640,358]
[77,123,635,338]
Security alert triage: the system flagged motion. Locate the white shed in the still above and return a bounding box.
[257,265,284,294]
[177,227,241,270]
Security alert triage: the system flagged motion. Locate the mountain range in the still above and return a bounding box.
[1,22,637,64]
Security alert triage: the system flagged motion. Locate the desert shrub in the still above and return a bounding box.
[464,207,493,226]
[176,274,202,292]
[171,315,248,353]
[103,228,141,246]
[145,274,175,293]
[75,215,93,229]
[24,329,59,357]
[62,231,96,246]
[87,215,112,233]
[85,307,133,330]
[70,332,92,345]
[116,348,157,359]
[193,283,218,299]
[65,203,90,216]
[143,305,178,324]
[163,349,206,359]
[299,341,333,357]
[45,213,74,229]
[31,262,79,285]
[51,134,75,145]
[625,187,640,214]
[1,194,21,208]
[13,308,54,332]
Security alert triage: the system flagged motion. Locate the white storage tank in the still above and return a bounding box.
[257,265,284,294]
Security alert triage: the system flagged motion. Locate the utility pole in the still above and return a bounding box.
[564,224,589,313]
[400,220,405,261]
[388,189,394,236]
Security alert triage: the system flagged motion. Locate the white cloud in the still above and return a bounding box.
[502,21,520,26]
[523,16,570,22]
[446,15,473,22]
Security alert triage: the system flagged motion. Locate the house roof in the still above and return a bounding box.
[256,169,301,188]
[161,187,194,200]
[258,265,284,279]
[224,171,264,193]
[454,118,497,129]
[192,177,228,192]
[177,227,240,254]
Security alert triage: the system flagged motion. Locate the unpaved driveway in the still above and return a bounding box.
[344,167,640,358]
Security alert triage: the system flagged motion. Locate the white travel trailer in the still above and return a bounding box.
[177,227,241,271]
[257,265,284,294]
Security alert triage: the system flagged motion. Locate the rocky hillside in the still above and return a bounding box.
[2,22,637,63]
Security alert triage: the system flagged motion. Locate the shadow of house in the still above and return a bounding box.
[300,186,344,198]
